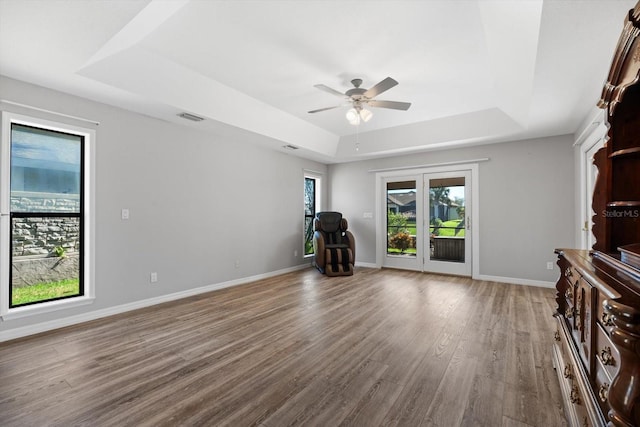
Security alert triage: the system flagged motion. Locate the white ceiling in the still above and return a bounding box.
[0,0,635,163]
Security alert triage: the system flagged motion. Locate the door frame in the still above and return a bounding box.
[577,120,607,249]
[375,163,480,278]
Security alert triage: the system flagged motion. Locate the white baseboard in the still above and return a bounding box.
[0,264,311,343]
[474,274,555,289]
[355,261,378,268]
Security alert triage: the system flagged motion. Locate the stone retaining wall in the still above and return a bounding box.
[11,192,80,257]
[12,253,79,287]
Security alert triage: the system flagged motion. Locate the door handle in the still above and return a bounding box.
[466,216,470,230]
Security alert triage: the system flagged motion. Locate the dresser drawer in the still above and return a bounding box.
[569,380,591,427]
[594,356,612,420]
[553,317,593,427]
[595,322,619,380]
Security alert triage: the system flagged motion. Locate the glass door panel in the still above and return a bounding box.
[425,171,471,276]
[383,177,422,270]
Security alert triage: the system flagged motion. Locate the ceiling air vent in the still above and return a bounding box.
[177,112,204,122]
[282,144,299,150]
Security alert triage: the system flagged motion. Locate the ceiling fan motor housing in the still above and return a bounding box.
[345,78,366,99]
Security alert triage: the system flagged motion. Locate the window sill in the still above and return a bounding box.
[1,296,95,321]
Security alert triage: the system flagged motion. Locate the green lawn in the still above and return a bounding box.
[388,219,465,238]
[12,278,80,306]
[431,219,465,237]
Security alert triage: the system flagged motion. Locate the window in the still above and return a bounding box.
[304,173,321,256]
[1,112,94,318]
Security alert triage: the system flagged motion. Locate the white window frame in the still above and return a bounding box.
[303,170,322,258]
[0,111,96,320]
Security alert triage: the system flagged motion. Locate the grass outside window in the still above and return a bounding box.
[12,279,80,306]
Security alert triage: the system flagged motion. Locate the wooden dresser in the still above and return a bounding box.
[553,3,640,426]
[553,249,640,426]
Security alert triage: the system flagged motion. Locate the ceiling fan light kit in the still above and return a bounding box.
[346,107,373,125]
[309,77,411,125]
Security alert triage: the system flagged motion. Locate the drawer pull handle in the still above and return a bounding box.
[602,312,615,327]
[599,383,609,403]
[601,346,615,366]
[563,364,572,379]
[566,307,575,319]
[565,287,573,300]
[554,330,561,342]
[570,386,581,404]
[566,267,573,278]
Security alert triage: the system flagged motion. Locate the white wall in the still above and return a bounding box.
[328,135,575,284]
[0,76,327,337]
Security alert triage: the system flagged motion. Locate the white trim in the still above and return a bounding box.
[1,296,95,321]
[0,264,311,343]
[0,112,96,317]
[368,158,489,173]
[355,261,378,268]
[573,108,604,147]
[303,169,323,257]
[474,274,555,289]
[0,99,100,126]
[577,121,607,249]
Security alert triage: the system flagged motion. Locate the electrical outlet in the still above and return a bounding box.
[546,262,554,270]
[121,208,130,220]
[150,272,158,283]
[235,260,240,268]
[294,250,298,257]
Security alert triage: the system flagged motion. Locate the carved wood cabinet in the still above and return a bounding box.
[553,250,640,426]
[553,3,640,426]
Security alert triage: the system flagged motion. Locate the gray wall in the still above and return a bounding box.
[1,76,327,333]
[328,135,576,283]
[0,75,577,337]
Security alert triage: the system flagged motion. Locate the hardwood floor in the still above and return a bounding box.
[0,268,567,426]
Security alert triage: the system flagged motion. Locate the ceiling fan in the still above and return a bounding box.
[308,77,411,125]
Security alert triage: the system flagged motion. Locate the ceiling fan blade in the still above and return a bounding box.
[314,84,346,97]
[308,105,342,114]
[368,100,412,111]
[363,77,398,98]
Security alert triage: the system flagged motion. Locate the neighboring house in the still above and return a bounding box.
[387,191,416,219]
[430,200,460,222]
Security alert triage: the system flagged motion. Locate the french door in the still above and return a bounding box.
[424,170,471,276]
[381,168,473,276]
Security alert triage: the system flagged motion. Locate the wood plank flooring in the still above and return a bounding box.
[0,267,567,426]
